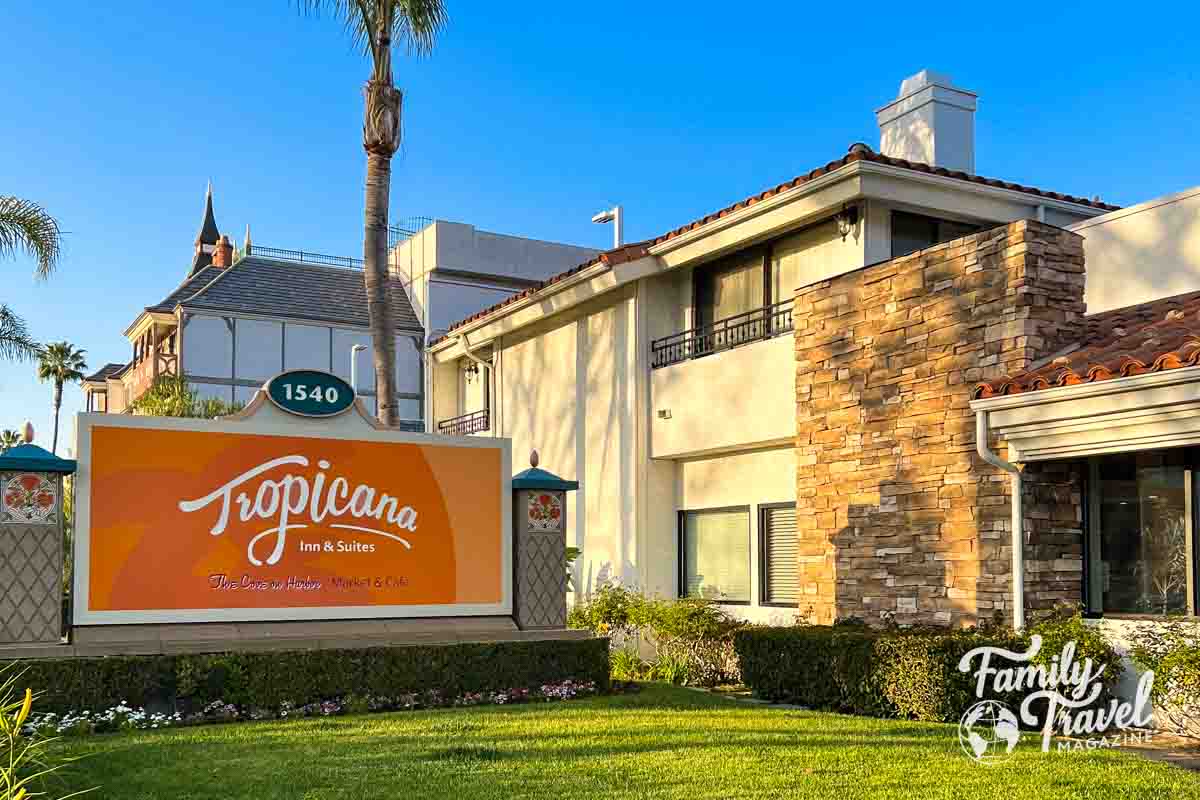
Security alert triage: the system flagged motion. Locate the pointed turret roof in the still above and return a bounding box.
[189,182,221,275]
[198,181,220,244]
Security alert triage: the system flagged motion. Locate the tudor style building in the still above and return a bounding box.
[85,189,599,432]
[83,185,426,424]
[425,69,1200,640]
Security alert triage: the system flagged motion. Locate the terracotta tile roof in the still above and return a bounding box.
[436,144,1119,345]
[434,242,650,342]
[974,290,1200,399]
[645,143,1118,249]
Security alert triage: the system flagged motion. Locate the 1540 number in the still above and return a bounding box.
[282,383,340,404]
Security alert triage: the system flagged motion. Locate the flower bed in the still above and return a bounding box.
[24,680,598,737]
[8,637,610,716]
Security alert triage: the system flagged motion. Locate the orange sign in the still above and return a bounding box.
[78,422,508,622]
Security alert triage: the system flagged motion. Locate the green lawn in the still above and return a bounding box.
[47,684,1200,799]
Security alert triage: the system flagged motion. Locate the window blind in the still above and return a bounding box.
[763,504,798,605]
[683,509,750,602]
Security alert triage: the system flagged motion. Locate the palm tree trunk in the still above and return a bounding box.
[362,75,402,427]
[51,380,62,454]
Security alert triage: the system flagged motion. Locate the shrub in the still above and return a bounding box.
[1027,607,1123,698]
[0,663,94,798]
[569,585,742,686]
[734,611,1122,723]
[609,649,650,682]
[7,638,609,715]
[1129,618,1200,736]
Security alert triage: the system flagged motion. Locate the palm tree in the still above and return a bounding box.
[0,429,20,453]
[0,195,61,361]
[36,341,87,454]
[300,0,447,426]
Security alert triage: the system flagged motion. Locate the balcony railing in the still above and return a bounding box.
[235,245,364,270]
[437,409,490,436]
[650,300,794,369]
[389,216,434,249]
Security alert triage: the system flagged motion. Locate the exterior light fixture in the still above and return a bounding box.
[350,344,367,392]
[464,361,480,383]
[591,205,623,249]
[836,204,860,242]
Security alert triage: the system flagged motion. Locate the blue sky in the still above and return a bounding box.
[3,1,1198,451]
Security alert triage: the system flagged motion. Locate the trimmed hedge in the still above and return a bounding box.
[733,619,1124,723]
[9,637,610,714]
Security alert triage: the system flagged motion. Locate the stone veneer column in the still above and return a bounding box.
[794,220,1086,627]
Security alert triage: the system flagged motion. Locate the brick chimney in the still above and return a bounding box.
[212,234,234,268]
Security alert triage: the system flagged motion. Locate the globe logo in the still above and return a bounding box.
[958,700,1020,763]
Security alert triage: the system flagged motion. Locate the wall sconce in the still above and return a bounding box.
[836,204,860,241]
[464,361,480,383]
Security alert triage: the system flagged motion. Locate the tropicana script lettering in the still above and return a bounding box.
[177,455,418,567]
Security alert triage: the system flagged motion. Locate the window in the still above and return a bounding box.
[680,507,750,603]
[694,250,765,328]
[760,503,798,605]
[891,211,984,258]
[770,220,842,302]
[1088,452,1197,616]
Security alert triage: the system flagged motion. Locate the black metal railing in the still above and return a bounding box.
[237,245,364,270]
[437,409,490,436]
[389,217,435,249]
[650,300,794,369]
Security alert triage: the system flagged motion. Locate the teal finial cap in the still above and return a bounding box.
[512,448,578,491]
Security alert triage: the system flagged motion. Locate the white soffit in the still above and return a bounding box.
[970,366,1200,461]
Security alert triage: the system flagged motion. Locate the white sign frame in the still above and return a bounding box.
[72,396,513,626]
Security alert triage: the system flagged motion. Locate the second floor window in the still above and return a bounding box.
[891,210,984,258]
[695,249,765,329]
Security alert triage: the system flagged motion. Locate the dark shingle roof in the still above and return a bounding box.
[84,363,129,382]
[162,256,421,331]
[975,289,1200,398]
[148,267,225,313]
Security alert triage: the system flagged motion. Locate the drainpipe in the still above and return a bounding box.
[457,333,493,435]
[975,410,1025,631]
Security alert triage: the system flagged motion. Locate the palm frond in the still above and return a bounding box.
[298,0,446,59]
[392,0,448,56]
[36,341,87,383]
[0,196,62,279]
[295,0,377,57]
[0,305,42,362]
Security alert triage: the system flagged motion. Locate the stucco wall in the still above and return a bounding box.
[495,291,639,597]
[1070,187,1200,314]
[652,335,795,459]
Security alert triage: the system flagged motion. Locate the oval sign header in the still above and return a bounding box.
[265,370,356,418]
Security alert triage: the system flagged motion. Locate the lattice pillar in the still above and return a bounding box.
[512,451,578,630]
[0,429,76,645]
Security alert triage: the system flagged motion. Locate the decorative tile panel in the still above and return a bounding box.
[527,492,563,532]
[1,472,58,525]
